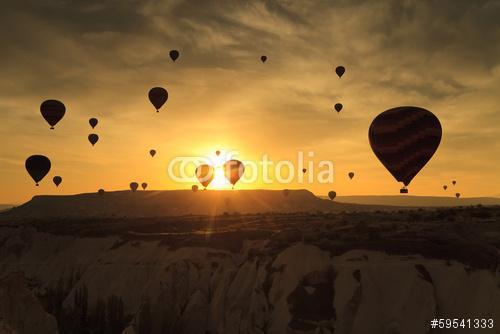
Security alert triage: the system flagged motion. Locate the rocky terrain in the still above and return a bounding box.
[0,202,499,333]
[335,195,500,207]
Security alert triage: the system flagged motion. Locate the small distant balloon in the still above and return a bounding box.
[261,55,267,63]
[141,182,148,190]
[191,185,199,192]
[130,182,139,192]
[148,87,168,112]
[169,50,180,62]
[53,176,62,187]
[443,185,448,190]
[335,66,345,78]
[89,118,98,129]
[196,164,215,189]
[25,155,51,186]
[40,100,65,129]
[224,160,245,188]
[88,134,99,146]
[455,192,460,198]
[328,191,337,200]
[334,103,343,113]
[348,172,354,180]
[149,149,156,157]
[282,189,290,197]
[98,189,105,195]
[452,180,456,186]
[302,168,307,174]
[216,150,221,156]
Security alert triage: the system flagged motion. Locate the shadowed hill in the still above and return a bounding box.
[334,195,500,207]
[2,189,385,219]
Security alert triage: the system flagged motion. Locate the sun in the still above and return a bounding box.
[211,166,229,189]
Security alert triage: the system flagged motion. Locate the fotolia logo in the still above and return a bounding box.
[166,151,334,185]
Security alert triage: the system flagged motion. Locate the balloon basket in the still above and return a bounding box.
[400,187,408,194]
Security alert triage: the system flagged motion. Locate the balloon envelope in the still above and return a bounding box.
[195,164,215,188]
[192,185,199,192]
[89,118,98,129]
[452,180,456,185]
[302,168,307,174]
[216,150,221,156]
[88,134,99,146]
[141,182,148,190]
[335,66,345,78]
[368,106,442,189]
[443,185,447,190]
[148,87,168,112]
[40,100,65,129]
[130,182,139,192]
[150,149,156,157]
[53,176,62,187]
[328,191,336,200]
[455,193,460,198]
[169,50,179,62]
[25,155,51,186]
[261,55,267,63]
[334,103,343,112]
[98,189,105,195]
[348,172,354,179]
[223,160,245,187]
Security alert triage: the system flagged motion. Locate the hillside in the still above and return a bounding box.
[334,195,500,207]
[2,189,385,220]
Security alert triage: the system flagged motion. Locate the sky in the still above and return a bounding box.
[1,0,500,204]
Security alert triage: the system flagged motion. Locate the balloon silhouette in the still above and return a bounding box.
[88,134,99,146]
[141,182,148,190]
[452,180,456,186]
[334,103,343,113]
[348,172,354,180]
[455,192,460,198]
[443,185,448,190]
[148,87,168,112]
[195,164,215,189]
[25,155,51,186]
[335,66,345,78]
[169,50,180,62]
[302,168,307,174]
[191,185,199,192]
[40,100,65,129]
[53,176,62,187]
[216,150,221,156]
[98,189,105,195]
[149,149,156,157]
[130,182,139,192]
[328,191,336,200]
[369,106,442,193]
[282,189,290,197]
[261,55,267,63]
[89,118,98,129]
[224,159,245,188]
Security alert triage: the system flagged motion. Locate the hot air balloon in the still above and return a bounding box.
[88,134,99,146]
[452,180,456,186]
[25,155,51,186]
[216,150,221,156]
[348,172,354,180]
[302,168,307,174]
[40,100,65,129]
[169,50,179,62]
[223,160,245,188]
[130,182,139,192]
[195,164,215,189]
[335,66,345,78]
[141,182,148,190]
[443,185,448,190]
[368,106,442,193]
[334,103,343,113]
[89,118,98,129]
[149,149,156,157]
[282,189,290,197]
[98,189,105,195]
[455,193,460,198]
[192,185,199,192]
[328,191,336,200]
[261,55,267,63]
[53,176,62,187]
[148,87,168,112]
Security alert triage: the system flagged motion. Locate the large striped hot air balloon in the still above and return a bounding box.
[369,106,442,193]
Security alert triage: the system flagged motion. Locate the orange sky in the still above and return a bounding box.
[1,1,500,203]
